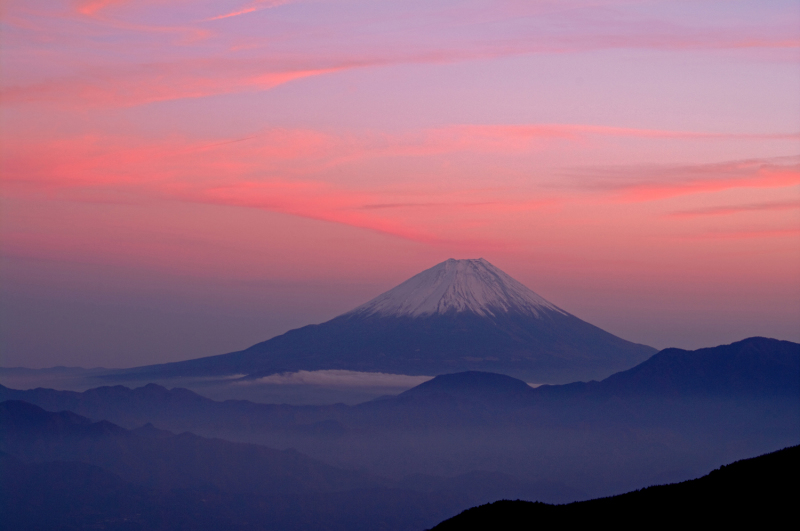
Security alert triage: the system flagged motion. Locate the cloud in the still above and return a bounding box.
[667,200,800,218]
[676,228,800,240]
[0,60,347,108]
[75,0,127,17]
[426,125,800,154]
[243,369,433,388]
[3,128,797,246]
[204,0,293,22]
[3,1,797,109]
[570,157,800,202]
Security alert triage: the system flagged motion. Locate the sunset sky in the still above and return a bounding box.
[1,0,799,369]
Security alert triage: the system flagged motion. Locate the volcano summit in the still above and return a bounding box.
[128,259,655,383]
[348,258,564,319]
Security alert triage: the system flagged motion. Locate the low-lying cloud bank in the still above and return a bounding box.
[243,370,434,388]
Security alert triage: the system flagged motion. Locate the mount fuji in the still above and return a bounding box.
[126,259,656,383]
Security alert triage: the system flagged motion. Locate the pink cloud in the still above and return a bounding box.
[75,0,128,17]
[676,228,800,240]
[1,130,524,245]
[3,1,797,110]
[427,125,800,154]
[2,126,797,246]
[667,200,800,218]
[204,0,292,22]
[614,161,800,202]
[0,60,350,108]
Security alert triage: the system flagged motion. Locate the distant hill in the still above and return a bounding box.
[0,400,579,530]
[114,258,655,384]
[429,445,800,529]
[1,337,797,496]
[398,371,537,403]
[0,399,375,494]
[0,448,459,531]
[534,336,800,400]
[3,338,795,433]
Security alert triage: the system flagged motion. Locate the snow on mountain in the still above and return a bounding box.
[347,258,566,319]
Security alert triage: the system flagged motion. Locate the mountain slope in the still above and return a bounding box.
[430,445,800,529]
[119,258,655,383]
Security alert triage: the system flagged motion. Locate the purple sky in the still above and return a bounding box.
[1,0,799,368]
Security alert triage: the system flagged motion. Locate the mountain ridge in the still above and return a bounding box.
[2,337,795,429]
[2,337,797,497]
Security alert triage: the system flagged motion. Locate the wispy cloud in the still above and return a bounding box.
[203,0,293,22]
[667,200,800,218]
[3,1,797,109]
[74,0,127,17]
[676,228,800,240]
[2,128,797,245]
[0,60,348,107]
[570,158,800,202]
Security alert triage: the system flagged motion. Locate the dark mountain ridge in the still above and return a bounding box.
[430,445,800,529]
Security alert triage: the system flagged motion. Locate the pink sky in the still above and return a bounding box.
[1,0,799,368]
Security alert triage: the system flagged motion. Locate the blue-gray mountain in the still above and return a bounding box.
[119,258,656,383]
[0,400,583,531]
[3,337,797,497]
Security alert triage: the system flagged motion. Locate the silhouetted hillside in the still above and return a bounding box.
[430,445,800,529]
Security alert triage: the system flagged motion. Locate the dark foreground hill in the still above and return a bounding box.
[430,445,800,529]
[1,338,797,497]
[114,258,655,384]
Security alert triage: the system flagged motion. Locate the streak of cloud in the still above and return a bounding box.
[243,369,433,388]
[3,1,798,109]
[566,158,800,202]
[667,201,800,218]
[204,0,293,22]
[676,228,800,240]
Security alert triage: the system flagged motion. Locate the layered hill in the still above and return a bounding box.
[0,401,583,530]
[3,338,796,431]
[120,258,655,383]
[3,338,798,495]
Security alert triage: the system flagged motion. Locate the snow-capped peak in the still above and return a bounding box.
[347,258,566,319]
